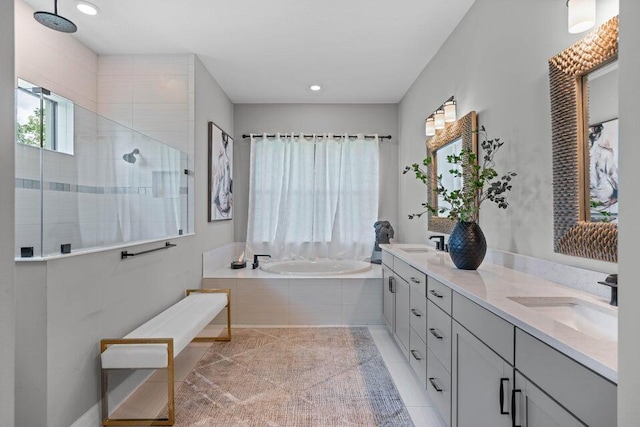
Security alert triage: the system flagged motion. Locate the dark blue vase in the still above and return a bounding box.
[448,221,487,270]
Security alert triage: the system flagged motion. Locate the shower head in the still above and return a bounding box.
[123,148,140,164]
[34,0,77,33]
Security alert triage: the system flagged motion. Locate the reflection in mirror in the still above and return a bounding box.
[426,111,477,234]
[584,61,618,223]
[436,137,463,217]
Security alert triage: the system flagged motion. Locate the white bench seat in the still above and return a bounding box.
[100,288,231,426]
[101,292,227,369]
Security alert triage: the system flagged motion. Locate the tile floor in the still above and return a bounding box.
[109,326,446,426]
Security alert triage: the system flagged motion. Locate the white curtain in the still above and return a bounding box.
[246,133,379,261]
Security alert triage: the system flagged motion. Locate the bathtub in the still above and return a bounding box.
[260,259,372,276]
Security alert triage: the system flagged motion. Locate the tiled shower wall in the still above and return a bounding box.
[14,1,195,257]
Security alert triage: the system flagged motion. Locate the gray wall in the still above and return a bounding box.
[618,0,640,424]
[0,0,15,425]
[398,0,618,273]
[233,103,399,243]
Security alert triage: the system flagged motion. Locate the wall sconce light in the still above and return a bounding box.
[444,99,457,123]
[425,116,436,136]
[424,95,456,136]
[434,109,446,130]
[568,0,596,34]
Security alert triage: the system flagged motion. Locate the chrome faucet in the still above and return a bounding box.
[598,274,618,307]
[252,254,271,269]
[429,235,445,251]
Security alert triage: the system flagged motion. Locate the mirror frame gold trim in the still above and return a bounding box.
[549,16,618,263]
[426,111,478,234]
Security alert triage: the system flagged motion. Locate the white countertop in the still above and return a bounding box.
[380,244,618,383]
[205,263,382,280]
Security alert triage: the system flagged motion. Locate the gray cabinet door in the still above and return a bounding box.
[452,321,513,427]
[382,266,395,333]
[395,276,411,355]
[513,372,582,427]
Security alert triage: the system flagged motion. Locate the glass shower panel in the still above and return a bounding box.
[15,91,190,258]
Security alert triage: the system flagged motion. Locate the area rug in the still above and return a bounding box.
[173,327,414,426]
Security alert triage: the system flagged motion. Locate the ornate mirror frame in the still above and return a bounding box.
[549,16,618,263]
[426,111,478,234]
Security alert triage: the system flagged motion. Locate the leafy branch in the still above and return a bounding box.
[402,126,517,223]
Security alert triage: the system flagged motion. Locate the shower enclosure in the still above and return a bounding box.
[15,81,190,258]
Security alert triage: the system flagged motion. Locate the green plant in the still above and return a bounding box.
[17,108,44,147]
[590,196,613,223]
[403,126,517,223]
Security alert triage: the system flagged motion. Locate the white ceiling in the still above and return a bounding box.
[23,0,476,103]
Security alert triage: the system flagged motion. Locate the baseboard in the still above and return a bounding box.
[70,370,153,427]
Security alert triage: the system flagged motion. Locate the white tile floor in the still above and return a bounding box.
[368,325,447,427]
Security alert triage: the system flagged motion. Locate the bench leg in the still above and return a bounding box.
[187,288,232,342]
[100,339,175,426]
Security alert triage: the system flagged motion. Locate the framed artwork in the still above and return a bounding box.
[208,122,233,221]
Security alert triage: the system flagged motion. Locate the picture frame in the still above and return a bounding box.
[208,122,233,221]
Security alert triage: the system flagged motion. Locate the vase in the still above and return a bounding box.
[448,221,487,270]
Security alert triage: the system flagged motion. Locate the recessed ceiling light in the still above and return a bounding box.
[76,1,99,16]
[309,85,322,91]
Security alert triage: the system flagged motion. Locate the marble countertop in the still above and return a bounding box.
[380,244,618,383]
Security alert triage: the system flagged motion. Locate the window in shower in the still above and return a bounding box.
[16,79,74,154]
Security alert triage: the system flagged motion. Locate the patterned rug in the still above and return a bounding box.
[173,327,414,426]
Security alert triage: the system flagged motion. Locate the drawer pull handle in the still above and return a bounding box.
[388,277,395,293]
[500,378,509,415]
[410,350,422,361]
[428,377,443,392]
[429,328,443,339]
[511,389,522,427]
[410,277,421,284]
[411,308,422,317]
[429,289,443,299]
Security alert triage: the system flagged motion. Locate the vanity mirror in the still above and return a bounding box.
[426,111,478,233]
[549,16,618,262]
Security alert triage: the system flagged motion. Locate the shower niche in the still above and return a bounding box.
[15,80,190,258]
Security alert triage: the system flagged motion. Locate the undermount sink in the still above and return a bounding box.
[400,247,432,253]
[508,296,618,341]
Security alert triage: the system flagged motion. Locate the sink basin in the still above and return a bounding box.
[400,247,432,253]
[508,296,617,341]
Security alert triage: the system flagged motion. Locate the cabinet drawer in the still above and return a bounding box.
[381,251,394,269]
[410,285,427,342]
[427,300,452,373]
[427,276,452,315]
[395,258,426,294]
[409,327,427,388]
[427,348,451,427]
[515,329,616,427]
[452,292,514,365]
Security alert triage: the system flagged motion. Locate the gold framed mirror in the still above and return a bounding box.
[426,111,478,233]
[549,16,618,263]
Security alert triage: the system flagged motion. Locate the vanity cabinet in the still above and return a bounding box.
[394,276,411,357]
[515,329,617,427]
[512,371,582,427]
[451,320,513,427]
[382,265,395,333]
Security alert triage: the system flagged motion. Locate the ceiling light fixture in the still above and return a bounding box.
[309,85,322,91]
[424,96,456,137]
[567,0,595,34]
[76,1,99,16]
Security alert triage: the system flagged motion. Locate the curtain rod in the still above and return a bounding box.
[242,133,392,140]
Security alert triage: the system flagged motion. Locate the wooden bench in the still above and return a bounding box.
[100,288,231,426]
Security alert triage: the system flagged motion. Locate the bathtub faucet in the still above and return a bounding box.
[252,254,271,269]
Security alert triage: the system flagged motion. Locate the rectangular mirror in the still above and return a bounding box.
[426,111,477,233]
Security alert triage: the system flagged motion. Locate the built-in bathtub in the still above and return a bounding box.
[260,259,372,276]
[202,245,383,326]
